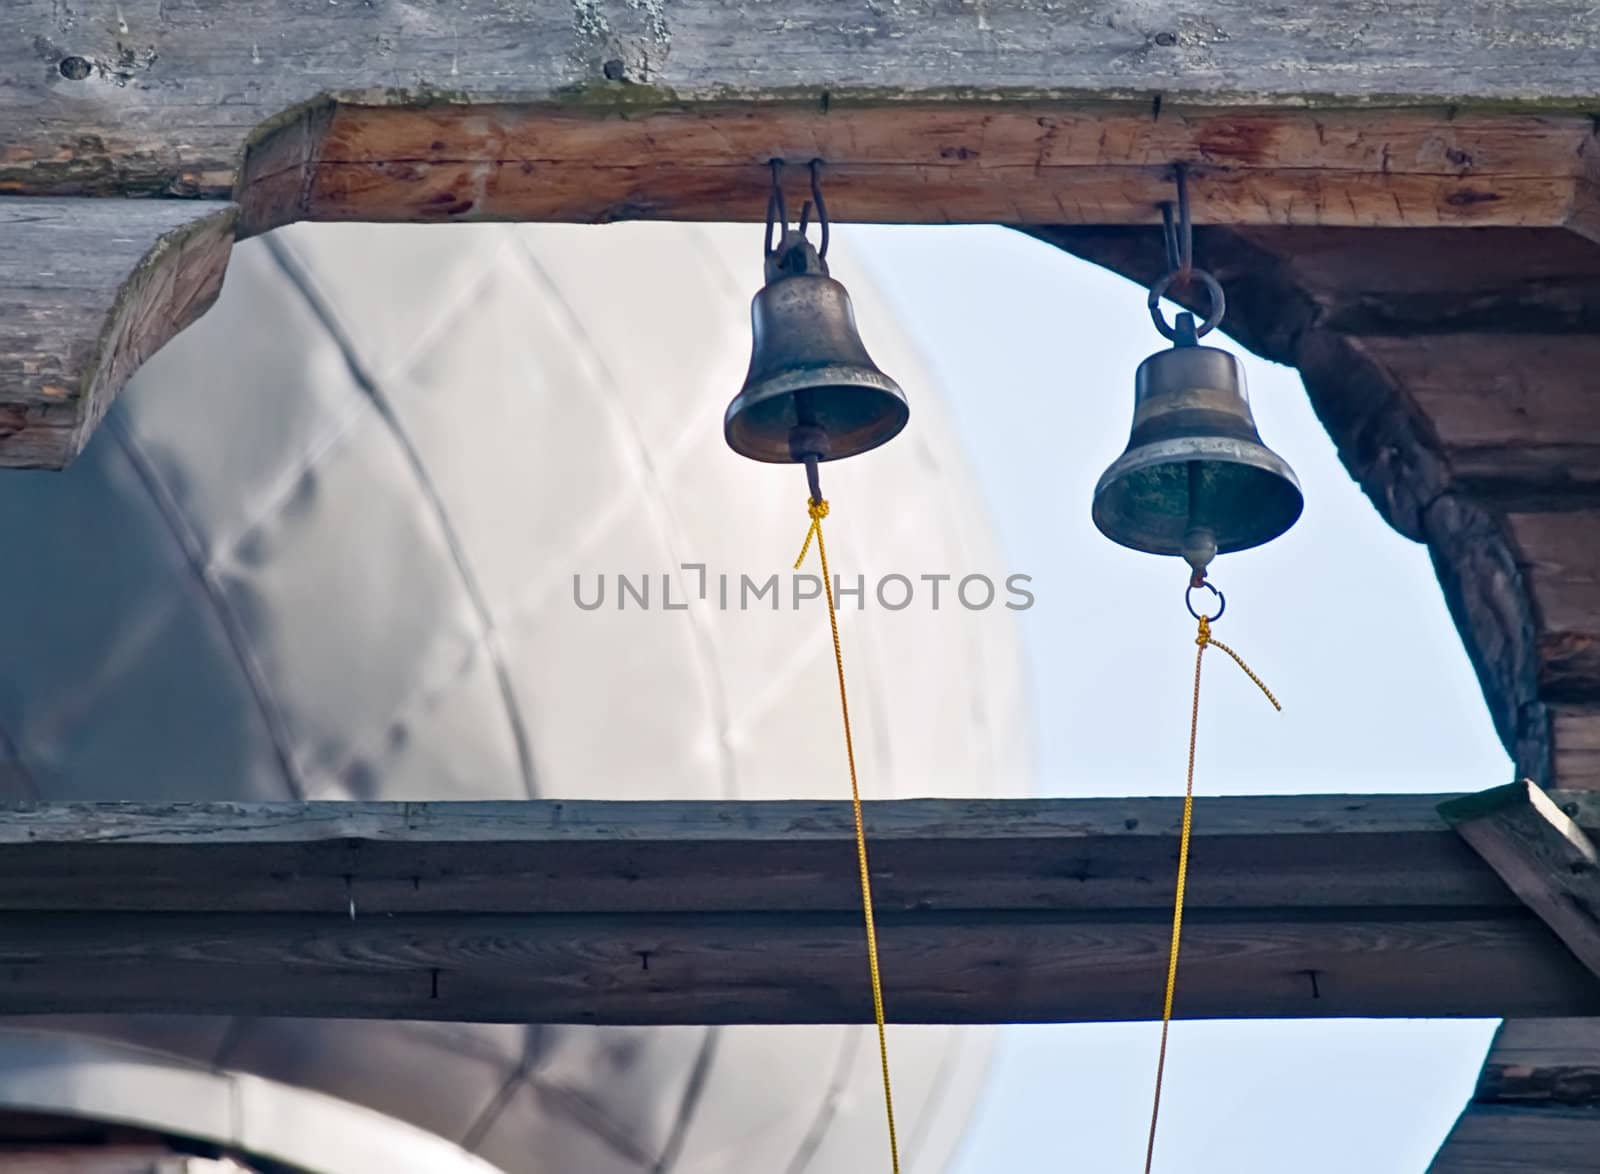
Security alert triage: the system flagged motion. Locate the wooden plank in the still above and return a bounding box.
[1474,1019,1600,1106]
[1431,1019,1600,1173]
[6,0,1600,204]
[238,102,1590,234]
[1441,781,1600,981]
[0,794,1529,915]
[1429,1104,1600,1173]
[0,795,1598,1024]
[1346,334,1600,511]
[0,199,237,468]
[0,908,1589,1025]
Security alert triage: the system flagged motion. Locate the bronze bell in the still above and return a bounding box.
[724,229,908,464]
[1092,315,1303,575]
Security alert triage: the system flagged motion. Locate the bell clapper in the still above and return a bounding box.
[803,452,823,506]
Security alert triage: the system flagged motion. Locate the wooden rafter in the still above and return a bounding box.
[0,794,1596,1025]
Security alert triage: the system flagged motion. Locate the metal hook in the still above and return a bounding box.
[809,159,830,258]
[764,158,788,258]
[1173,163,1192,277]
[1160,201,1181,275]
[1148,162,1223,340]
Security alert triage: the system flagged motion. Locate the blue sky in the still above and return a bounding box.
[844,224,1509,1173]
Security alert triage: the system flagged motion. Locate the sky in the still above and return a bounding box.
[841,224,1510,1174]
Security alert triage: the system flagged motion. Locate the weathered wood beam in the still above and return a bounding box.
[1431,1019,1600,1173]
[0,795,1598,1025]
[1429,1103,1600,1174]
[8,0,1600,204]
[1441,780,1600,981]
[235,103,1596,235]
[0,199,236,468]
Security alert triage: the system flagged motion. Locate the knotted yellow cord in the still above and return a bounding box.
[794,496,902,1174]
[1143,612,1280,1174]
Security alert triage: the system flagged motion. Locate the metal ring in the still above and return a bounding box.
[1185,579,1226,622]
[1148,268,1226,340]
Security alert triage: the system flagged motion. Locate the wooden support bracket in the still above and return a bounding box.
[0,199,237,468]
[1440,780,1600,983]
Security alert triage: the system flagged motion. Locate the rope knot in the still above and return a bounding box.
[1196,615,1211,646]
[808,497,830,520]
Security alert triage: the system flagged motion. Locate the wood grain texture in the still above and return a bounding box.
[5,0,1600,202]
[1432,1019,1600,1173]
[1441,780,1600,982]
[1429,1103,1600,1173]
[0,794,1528,914]
[0,198,237,468]
[1474,1019,1600,1106]
[236,102,1593,235]
[0,795,1598,1024]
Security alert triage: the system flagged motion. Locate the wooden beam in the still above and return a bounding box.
[1431,1019,1600,1173]
[1429,1103,1600,1174]
[235,103,1595,235]
[0,795,1598,1025]
[0,199,237,468]
[1440,780,1600,982]
[7,0,1600,206]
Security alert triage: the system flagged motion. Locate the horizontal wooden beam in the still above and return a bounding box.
[236,103,1596,235]
[1,795,1598,1024]
[7,0,1600,205]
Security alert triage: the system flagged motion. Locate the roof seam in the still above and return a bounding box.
[262,232,541,802]
[104,414,307,802]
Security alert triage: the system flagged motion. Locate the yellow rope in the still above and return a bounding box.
[1143,612,1279,1174]
[794,496,901,1174]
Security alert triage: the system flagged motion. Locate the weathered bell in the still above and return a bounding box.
[724,230,908,464]
[1092,321,1303,574]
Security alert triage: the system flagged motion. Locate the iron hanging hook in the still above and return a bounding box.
[1149,162,1224,341]
[1174,163,1192,277]
[810,158,830,258]
[765,158,789,258]
[797,160,832,258]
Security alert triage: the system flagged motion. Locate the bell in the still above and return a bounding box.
[1092,319,1303,574]
[725,230,908,464]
